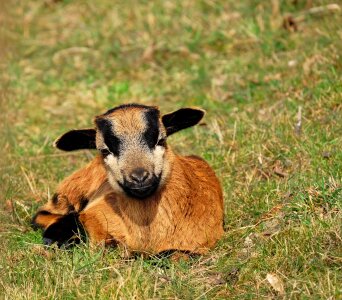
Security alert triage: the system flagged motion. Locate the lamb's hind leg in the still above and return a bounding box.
[40,212,85,247]
[32,193,124,249]
[31,193,88,247]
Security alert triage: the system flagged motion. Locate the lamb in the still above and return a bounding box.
[32,104,224,255]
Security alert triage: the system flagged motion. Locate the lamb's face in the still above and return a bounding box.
[95,105,171,199]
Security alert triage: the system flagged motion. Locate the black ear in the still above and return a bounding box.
[162,108,205,136]
[54,129,96,151]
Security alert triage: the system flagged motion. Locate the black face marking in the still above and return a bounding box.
[143,108,160,149]
[42,213,86,248]
[103,103,154,116]
[95,118,121,156]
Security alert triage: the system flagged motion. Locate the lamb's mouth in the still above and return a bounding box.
[118,174,161,199]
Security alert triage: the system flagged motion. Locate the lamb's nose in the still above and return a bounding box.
[130,168,149,184]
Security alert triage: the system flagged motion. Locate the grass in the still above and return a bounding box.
[0,0,341,298]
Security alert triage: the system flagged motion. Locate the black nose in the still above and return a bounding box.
[129,168,149,184]
[119,171,161,199]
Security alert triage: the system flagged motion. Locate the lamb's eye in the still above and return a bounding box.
[156,138,166,147]
[100,149,111,157]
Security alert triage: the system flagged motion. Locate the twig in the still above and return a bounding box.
[52,47,100,65]
[295,106,302,135]
[283,3,341,31]
[227,120,237,156]
[299,3,341,16]
[21,167,37,196]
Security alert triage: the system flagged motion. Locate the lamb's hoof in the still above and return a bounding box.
[43,237,54,246]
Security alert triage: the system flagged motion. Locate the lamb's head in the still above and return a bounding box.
[54,104,204,199]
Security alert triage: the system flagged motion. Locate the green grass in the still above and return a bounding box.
[0,0,341,299]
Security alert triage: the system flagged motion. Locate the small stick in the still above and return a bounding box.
[283,3,341,31]
[295,106,302,135]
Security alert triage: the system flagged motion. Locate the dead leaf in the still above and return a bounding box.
[142,43,157,62]
[157,275,171,283]
[266,273,285,295]
[243,234,255,248]
[170,252,190,262]
[225,267,239,284]
[262,218,282,237]
[283,15,298,32]
[264,73,282,82]
[204,272,226,286]
[5,200,13,212]
[322,151,331,159]
[259,203,285,223]
[274,167,288,178]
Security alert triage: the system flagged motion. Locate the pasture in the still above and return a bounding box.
[0,0,341,299]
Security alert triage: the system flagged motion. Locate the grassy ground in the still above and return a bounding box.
[0,0,341,299]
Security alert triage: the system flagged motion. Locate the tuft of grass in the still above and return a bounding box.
[1,0,341,299]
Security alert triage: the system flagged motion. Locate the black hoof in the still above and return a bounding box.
[43,237,54,246]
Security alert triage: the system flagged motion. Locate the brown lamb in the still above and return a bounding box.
[32,104,224,255]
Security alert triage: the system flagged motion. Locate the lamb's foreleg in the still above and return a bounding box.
[31,156,108,246]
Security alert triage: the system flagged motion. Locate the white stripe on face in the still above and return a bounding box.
[153,145,165,175]
[104,153,124,183]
